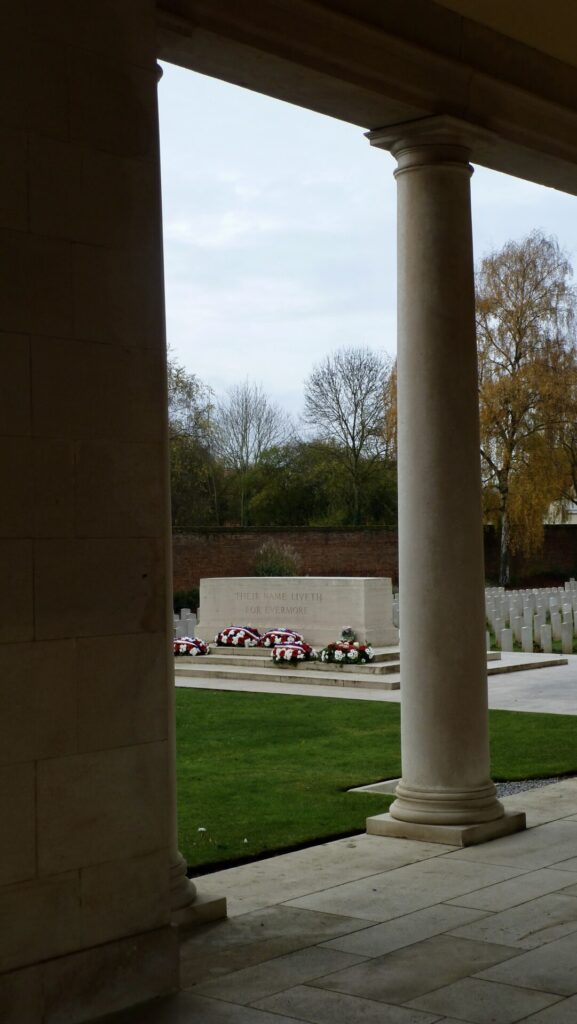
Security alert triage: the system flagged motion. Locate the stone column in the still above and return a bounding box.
[366,117,524,845]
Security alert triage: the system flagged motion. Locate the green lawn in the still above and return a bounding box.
[176,689,577,872]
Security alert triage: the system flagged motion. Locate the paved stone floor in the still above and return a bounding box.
[102,780,577,1023]
[101,659,577,1023]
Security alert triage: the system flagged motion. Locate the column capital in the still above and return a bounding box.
[366,114,495,167]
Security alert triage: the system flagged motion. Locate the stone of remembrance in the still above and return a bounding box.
[196,576,399,647]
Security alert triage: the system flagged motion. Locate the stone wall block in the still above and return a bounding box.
[0,127,28,230]
[0,437,34,535]
[33,538,165,639]
[0,333,30,435]
[0,33,27,130]
[0,539,33,642]
[29,134,82,241]
[0,232,73,337]
[79,850,169,946]
[0,763,36,886]
[33,440,75,537]
[37,742,169,875]
[70,49,155,157]
[75,440,164,537]
[0,872,82,973]
[28,0,158,68]
[0,640,77,765]
[31,337,164,442]
[0,964,42,1024]
[41,926,178,1024]
[30,134,156,248]
[77,633,167,752]
[72,243,162,349]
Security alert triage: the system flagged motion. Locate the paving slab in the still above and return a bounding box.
[320,903,489,957]
[93,992,304,1024]
[552,855,577,872]
[310,934,517,1004]
[446,866,577,913]
[285,855,523,921]
[179,905,374,987]
[407,977,561,1024]
[192,946,367,1005]
[476,928,577,995]
[492,782,577,827]
[446,820,577,870]
[502,994,577,1023]
[447,891,577,949]
[254,985,441,1023]
[198,833,455,918]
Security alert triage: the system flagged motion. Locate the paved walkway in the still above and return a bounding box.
[101,659,577,1023]
[176,653,577,715]
[104,781,577,1024]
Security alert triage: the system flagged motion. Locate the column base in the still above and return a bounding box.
[170,852,227,927]
[172,891,227,929]
[366,810,526,847]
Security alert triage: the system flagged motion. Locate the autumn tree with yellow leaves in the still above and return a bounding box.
[476,231,577,585]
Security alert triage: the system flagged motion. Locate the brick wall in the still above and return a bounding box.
[173,525,577,594]
[485,525,577,583]
[173,528,399,592]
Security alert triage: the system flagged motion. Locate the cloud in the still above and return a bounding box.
[164,210,286,248]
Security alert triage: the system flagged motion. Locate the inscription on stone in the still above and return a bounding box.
[197,577,398,647]
[233,588,323,620]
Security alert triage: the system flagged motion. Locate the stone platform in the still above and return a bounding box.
[174,648,567,692]
[176,646,401,690]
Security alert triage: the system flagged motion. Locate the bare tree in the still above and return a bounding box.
[214,380,294,525]
[303,346,394,525]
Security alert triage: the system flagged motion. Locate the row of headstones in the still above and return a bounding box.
[174,607,197,638]
[486,580,577,655]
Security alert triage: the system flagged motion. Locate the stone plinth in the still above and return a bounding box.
[197,577,398,647]
[366,810,527,847]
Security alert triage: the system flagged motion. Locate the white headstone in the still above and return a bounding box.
[561,622,573,655]
[540,624,552,653]
[521,625,533,653]
[500,628,513,652]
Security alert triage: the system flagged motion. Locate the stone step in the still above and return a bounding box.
[195,652,401,675]
[486,655,568,675]
[204,644,401,663]
[174,661,401,690]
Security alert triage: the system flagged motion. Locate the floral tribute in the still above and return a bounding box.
[260,628,304,648]
[174,636,210,657]
[272,641,316,665]
[318,641,374,665]
[215,626,262,647]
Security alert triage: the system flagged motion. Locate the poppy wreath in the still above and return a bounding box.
[215,626,262,647]
[260,628,304,648]
[174,636,210,657]
[318,641,374,664]
[272,641,316,664]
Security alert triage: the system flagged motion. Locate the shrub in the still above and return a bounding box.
[253,540,301,577]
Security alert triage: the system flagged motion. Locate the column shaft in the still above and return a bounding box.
[391,140,502,825]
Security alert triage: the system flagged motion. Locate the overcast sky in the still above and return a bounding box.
[158,61,577,414]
